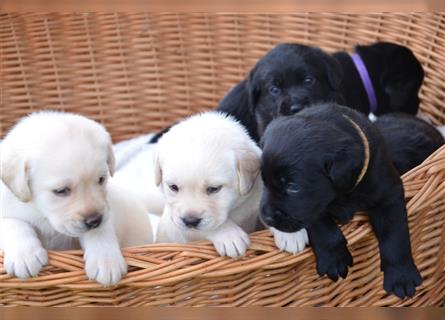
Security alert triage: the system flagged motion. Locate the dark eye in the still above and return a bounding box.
[207,185,223,195]
[268,85,281,96]
[304,76,314,85]
[168,184,179,192]
[286,182,301,194]
[98,176,106,185]
[53,187,71,197]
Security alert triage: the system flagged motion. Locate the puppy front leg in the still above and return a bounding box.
[80,220,127,286]
[308,216,353,281]
[205,219,250,258]
[0,218,48,278]
[368,195,422,299]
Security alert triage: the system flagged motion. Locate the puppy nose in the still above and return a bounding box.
[181,216,202,228]
[84,214,103,230]
[290,104,304,114]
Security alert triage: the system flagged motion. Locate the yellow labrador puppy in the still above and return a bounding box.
[154,112,262,258]
[0,112,153,286]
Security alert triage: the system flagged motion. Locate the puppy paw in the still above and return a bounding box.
[316,246,353,282]
[270,227,309,254]
[3,244,48,279]
[84,249,127,286]
[209,225,250,258]
[383,262,422,299]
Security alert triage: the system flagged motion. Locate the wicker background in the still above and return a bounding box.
[1,13,445,306]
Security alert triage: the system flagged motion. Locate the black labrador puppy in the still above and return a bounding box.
[375,113,444,175]
[260,102,422,299]
[150,42,424,143]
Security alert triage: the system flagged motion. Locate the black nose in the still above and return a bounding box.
[290,104,304,114]
[181,216,202,228]
[84,214,103,230]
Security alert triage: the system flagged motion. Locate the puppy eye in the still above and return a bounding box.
[304,76,314,85]
[168,184,179,192]
[207,185,222,195]
[286,182,301,194]
[98,176,106,185]
[53,187,71,197]
[268,85,281,96]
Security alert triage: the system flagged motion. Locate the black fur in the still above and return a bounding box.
[374,113,444,175]
[219,42,424,141]
[244,43,345,137]
[260,103,422,299]
[217,43,345,139]
[334,42,424,116]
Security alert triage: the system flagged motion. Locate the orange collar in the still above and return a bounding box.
[342,114,370,187]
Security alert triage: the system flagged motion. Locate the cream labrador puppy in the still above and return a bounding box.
[0,111,153,286]
[153,112,262,257]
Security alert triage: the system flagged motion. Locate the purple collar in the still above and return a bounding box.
[350,53,378,114]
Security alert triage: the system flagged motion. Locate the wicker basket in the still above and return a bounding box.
[1,12,445,306]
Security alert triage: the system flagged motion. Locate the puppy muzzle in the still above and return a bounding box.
[84,213,103,230]
[260,204,305,232]
[279,98,310,115]
[181,216,202,229]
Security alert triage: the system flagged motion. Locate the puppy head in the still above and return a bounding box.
[1,111,115,237]
[259,110,363,232]
[247,43,343,136]
[154,112,261,232]
[356,42,424,115]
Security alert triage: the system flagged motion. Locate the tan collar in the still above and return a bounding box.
[342,114,370,187]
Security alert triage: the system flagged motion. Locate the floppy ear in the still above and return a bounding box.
[107,143,116,177]
[246,67,260,113]
[236,148,261,196]
[325,141,363,194]
[358,43,423,114]
[153,149,162,187]
[320,51,343,90]
[380,60,424,114]
[0,146,32,202]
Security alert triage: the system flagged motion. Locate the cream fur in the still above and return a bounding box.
[153,112,262,258]
[0,111,153,286]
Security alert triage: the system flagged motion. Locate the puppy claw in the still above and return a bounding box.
[270,227,309,254]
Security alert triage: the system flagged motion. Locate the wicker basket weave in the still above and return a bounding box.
[1,12,445,306]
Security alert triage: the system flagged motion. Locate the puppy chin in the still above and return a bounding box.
[172,214,225,232]
[272,224,304,233]
[260,215,304,233]
[51,221,88,237]
[198,218,224,232]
